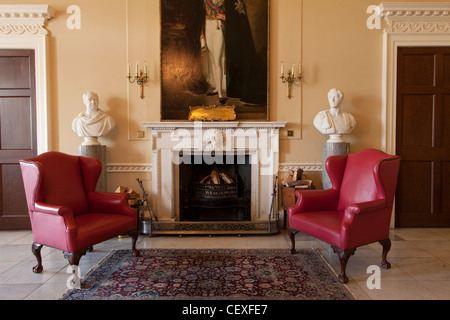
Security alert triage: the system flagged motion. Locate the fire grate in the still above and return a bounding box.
[194,183,238,199]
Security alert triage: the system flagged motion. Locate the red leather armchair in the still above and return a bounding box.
[288,149,400,283]
[20,152,140,274]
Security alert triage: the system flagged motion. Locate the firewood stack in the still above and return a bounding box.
[281,168,314,189]
[115,186,140,205]
[199,170,234,185]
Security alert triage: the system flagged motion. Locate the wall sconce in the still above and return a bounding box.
[127,62,149,99]
[280,62,303,99]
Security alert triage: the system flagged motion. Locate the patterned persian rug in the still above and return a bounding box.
[60,248,354,300]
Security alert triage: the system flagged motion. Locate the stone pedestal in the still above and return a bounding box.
[79,145,107,192]
[322,142,350,189]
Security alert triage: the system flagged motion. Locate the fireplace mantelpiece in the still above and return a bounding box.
[143,121,287,235]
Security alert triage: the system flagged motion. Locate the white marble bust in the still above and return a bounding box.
[72,91,116,145]
[313,88,356,142]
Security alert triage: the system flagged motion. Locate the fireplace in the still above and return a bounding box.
[179,153,251,222]
[142,121,287,235]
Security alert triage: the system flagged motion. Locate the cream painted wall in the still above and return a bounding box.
[296,0,385,163]
[2,0,447,191]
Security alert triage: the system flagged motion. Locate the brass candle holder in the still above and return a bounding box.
[127,62,149,99]
[281,63,303,99]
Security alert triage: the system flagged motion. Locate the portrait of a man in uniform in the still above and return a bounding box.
[160,0,269,121]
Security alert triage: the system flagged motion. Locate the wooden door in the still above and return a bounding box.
[396,47,450,227]
[0,49,37,230]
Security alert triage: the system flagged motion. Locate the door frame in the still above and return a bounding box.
[379,2,450,227]
[0,5,55,154]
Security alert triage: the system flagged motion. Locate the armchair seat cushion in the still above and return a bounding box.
[73,214,137,252]
[289,211,344,248]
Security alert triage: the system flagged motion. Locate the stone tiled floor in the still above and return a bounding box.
[0,228,449,300]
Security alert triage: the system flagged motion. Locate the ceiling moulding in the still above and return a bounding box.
[379,2,450,33]
[0,4,55,35]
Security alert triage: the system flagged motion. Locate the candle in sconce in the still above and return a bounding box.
[291,64,295,76]
[281,62,284,77]
[128,63,131,77]
[144,63,148,76]
[299,64,302,77]
[136,62,139,76]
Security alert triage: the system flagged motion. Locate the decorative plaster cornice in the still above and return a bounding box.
[0,5,55,36]
[379,2,450,33]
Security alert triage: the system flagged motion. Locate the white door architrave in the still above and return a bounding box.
[380,2,450,155]
[0,5,55,154]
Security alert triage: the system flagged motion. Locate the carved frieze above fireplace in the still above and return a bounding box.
[143,121,287,234]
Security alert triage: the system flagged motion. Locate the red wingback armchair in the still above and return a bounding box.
[288,149,400,283]
[20,152,140,274]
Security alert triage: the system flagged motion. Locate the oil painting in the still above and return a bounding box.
[160,0,269,121]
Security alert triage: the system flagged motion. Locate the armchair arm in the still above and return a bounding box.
[288,188,339,217]
[87,192,137,217]
[340,199,389,249]
[35,202,72,216]
[342,199,386,225]
[34,202,76,231]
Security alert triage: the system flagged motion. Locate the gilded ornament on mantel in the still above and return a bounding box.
[188,105,236,121]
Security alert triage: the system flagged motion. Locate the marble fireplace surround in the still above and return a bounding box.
[143,121,287,235]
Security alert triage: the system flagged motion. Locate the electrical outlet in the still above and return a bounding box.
[287,130,294,137]
[137,131,145,138]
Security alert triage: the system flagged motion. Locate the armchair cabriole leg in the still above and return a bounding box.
[31,243,43,273]
[129,229,140,257]
[379,238,392,269]
[63,248,88,267]
[63,249,88,290]
[288,228,298,254]
[332,246,356,284]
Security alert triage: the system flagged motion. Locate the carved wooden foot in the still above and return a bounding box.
[332,246,356,284]
[63,248,88,267]
[288,228,298,254]
[63,249,87,290]
[129,229,140,257]
[379,238,392,269]
[31,243,44,273]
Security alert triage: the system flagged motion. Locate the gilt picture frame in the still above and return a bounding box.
[160,0,269,121]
